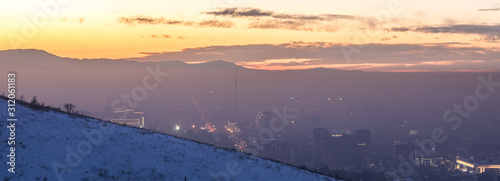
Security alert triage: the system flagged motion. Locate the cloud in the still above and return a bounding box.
[263,59,324,67]
[248,19,346,32]
[198,20,234,28]
[390,27,410,32]
[249,20,310,31]
[203,7,273,17]
[478,7,500,11]
[118,16,184,25]
[119,8,373,32]
[203,7,357,21]
[129,42,500,71]
[203,7,371,32]
[148,34,171,38]
[58,17,85,23]
[381,36,398,41]
[390,24,500,41]
[118,16,234,28]
[414,25,500,34]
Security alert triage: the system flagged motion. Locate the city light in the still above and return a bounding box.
[175,124,180,131]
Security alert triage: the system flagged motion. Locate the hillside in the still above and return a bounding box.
[0,97,339,181]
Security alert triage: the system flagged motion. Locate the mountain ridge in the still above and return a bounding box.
[0,49,349,71]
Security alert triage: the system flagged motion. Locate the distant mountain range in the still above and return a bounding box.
[0,49,248,70]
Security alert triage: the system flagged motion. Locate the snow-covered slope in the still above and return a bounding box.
[0,98,339,181]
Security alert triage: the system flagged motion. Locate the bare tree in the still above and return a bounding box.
[30,95,38,105]
[64,103,76,113]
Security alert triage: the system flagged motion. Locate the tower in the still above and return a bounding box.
[207,91,214,118]
[233,66,238,116]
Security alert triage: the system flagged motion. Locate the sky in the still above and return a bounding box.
[1,0,499,71]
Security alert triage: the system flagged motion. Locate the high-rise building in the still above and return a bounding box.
[313,129,371,170]
[313,128,329,168]
[260,140,297,164]
[354,129,371,169]
[394,144,418,166]
[255,110,273,130]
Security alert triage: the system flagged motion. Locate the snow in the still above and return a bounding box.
[0,99,339,181]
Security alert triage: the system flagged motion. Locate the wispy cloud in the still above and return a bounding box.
[203,7,373,32]
[118,16,234,28]
[147,34,171,38]
[203,7,357,21]
[390,27,410,32]
[248,20,310,31]
[204,7,273,17]
[198,20,234,28]
[391,24,500,41]
[58,17,85,24]
[381,36,398,41]
[118,16,184,25]
[478,7,500,11]
[118,8,376,32]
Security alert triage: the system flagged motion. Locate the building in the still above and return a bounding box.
[109,109,145,128]
[416,157,442,167]
[456,158,500,174]
[313,128,330,168]
[394,144,443,168]
[259,140,297,164]
[394,144,418,166]
[255,110,273,130]
[313,129,371,170]
[353,129,371,169]
[225,121,240,133]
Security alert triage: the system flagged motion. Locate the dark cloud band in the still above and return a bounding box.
[391,24,500,41]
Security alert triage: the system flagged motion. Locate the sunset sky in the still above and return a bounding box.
[1,0,499,71]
